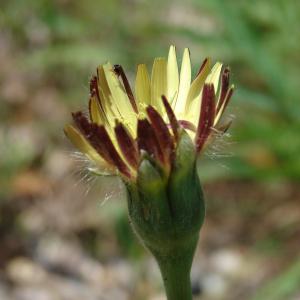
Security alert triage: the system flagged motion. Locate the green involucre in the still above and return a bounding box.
[126,131,205,300]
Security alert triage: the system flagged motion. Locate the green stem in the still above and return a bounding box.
[156,253,194,300]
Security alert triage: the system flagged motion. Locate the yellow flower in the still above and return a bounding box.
[64,45,234,180]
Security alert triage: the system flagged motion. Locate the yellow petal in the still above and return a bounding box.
[97,92,117,141]
[151,57,167,113]
[97,65,116,128]
[184,58,212,118]
[97,65,111,98]
[90,96,104,125]
[102,62,136,133]
[214,84,235,125]
[174,48,191,117]
[64,124,114,171]
[167,45,179,103]
[91,69,124,141]
[135,64,151,107]
[205,62,223,92]
[185,63,223,127]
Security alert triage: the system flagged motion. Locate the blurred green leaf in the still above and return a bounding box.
[251,256,300,300]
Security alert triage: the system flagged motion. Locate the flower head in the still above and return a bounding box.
[64,45,234,181]
[64,46,235,299]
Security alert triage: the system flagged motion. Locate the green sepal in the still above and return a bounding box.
[166,130,205,241]
[125,130,206,300]
[126,130,205,256]
[126,159,173,251]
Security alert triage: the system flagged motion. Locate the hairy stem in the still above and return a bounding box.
[151,236,198,300]
[156,253,194,300]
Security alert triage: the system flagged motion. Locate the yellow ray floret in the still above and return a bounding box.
[64,45,234,179]
[151,57,167,114]
[64,124,116,173]
[135,64,151,107]
[90,96,104,125]
[174,48,191,118]
[205,62,223,92]
[184,58,212,124]
[167,45,179,103]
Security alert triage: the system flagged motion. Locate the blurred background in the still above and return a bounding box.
[1,0,300,299]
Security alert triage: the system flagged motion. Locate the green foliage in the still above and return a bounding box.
[251,256,300,300]
[189,0,300,179]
